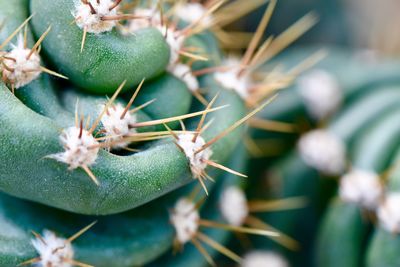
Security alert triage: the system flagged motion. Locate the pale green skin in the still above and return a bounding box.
[30,0,170,94]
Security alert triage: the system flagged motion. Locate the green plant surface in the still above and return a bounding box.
[30,0,170,94]
[0,142,247,267]
[0,79,246,215]
[317,108,400,267]
[366,149,400,267]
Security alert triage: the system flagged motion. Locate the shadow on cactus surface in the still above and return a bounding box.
[1,0,400,266]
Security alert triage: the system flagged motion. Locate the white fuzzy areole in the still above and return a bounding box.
[219,186,249,226]
[177,133,212,178]
[157,25,185,66]
[128,8,162,32]
[2,35,41,89]
[339,169,383,210]
[242,251,289,267]
[170,198,200,244]
[49,126,99,169]
[73,0,118,33]
[175,3,213,27]
[298,69,342,121]
[168,63,199,92]
[214,57,252,99]
[298,129,346,176]
[31,230,74,267]
[101,103,137,149]
[378,192,400,233]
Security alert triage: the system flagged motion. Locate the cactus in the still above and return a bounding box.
[0,0,323,266]
[4,0,400,266]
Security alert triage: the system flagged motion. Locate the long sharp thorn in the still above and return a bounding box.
[121,78,145,119]
[205,159,247,178]
[129,99,156,114]
[81,27,88,53]
[163,123,179,141]
[68,221,97,243]
[191,238,217,267]
[27,26,51,59]
[196,232,242,263]
[199,219,279,237]
[245,215,300,251]
[31,231,47,245]
[40,66,69,80]
[247,197,308,212]
[193,92,219,142]
[18,257,41,266]
[241,0,276,68]
[130,105,228,128]
[255,12,318,66]
[198,177,209,196]
[81,165,100,186]
[23,24,28,49]
[74,98,80,128]
[89,80,127,134]
[196,94,278,154]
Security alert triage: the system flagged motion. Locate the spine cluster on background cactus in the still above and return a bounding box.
[0,0,345,266]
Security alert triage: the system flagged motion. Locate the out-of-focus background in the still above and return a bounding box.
[231,0,399,56]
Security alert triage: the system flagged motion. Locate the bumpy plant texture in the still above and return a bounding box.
[3,0,399,267]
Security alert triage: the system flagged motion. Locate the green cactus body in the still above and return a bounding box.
[0,0,249,215]
[30,0,170,94]
[317,107,400,267]
[366,149,400,267]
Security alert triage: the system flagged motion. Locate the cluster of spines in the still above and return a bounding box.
[0,0,326,266]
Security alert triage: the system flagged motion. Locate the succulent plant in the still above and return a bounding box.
[0,0,323,266]
[5,0,400,266]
